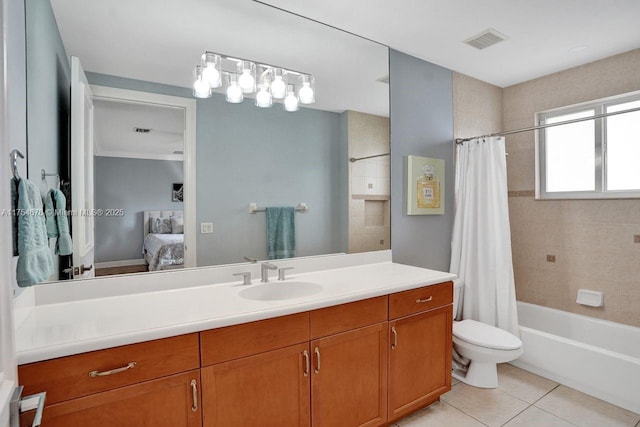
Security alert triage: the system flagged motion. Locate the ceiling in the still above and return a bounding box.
[258,0,640,87]
[50,0,389,116]
[93,99,185,161]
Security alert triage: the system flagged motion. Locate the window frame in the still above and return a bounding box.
[535,91,640,200]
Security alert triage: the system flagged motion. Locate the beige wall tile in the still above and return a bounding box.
[503,49,640,327]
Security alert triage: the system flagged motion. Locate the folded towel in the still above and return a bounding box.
[266,206,296,260]
[16,178,54,287]
[44,188,73,255]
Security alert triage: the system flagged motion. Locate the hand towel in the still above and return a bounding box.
[11,178,19,256]
[44,188,73,256]
[266,206,296,259]
[16,178,54,287]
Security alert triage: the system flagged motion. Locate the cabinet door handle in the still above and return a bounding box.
[303,350,310,377]
[314,347,321,374]
[88,361,137,377]
[391,326,398,350]
[190,379,198,412]
[416,296,433,303]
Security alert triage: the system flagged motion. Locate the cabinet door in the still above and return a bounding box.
[388,305,452,423]
[311,322,388,427]
[201,342,311,427]
[40,370,202,427]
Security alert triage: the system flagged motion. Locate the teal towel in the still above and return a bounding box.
[266,207,296,259]
[44,188,73,256]
[16,178,54,287]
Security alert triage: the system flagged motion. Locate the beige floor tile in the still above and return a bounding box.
[503,406,576,427]
[497,363,558,403]
[396,401,485,427]
[535,385,640,427]
[441,383,528,427]
[452,376,460,386]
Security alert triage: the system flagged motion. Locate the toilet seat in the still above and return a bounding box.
[453,319,522,350]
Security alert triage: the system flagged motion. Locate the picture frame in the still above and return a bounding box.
[407,155,445,215]
[172,183,184,202]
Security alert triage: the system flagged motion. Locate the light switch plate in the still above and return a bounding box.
[200,223,214,234]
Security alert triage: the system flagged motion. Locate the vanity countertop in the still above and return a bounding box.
[15,261,455,364]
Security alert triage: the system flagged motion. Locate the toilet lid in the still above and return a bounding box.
[453,319,522,350]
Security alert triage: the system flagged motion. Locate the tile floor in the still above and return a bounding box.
[393,364,640,427]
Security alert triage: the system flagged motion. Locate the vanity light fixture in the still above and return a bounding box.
[193,51,315,112]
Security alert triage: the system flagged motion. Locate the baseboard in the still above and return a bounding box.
[95,259,146,269]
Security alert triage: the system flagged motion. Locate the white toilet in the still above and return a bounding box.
[452,280,523,388]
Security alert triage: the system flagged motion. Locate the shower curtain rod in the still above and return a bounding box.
[349,152,390,163]
[454,105,640,144]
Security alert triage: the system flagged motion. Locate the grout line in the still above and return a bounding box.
[530,383,560,405]
[499,402,532,426]
[534,406,580,426]
[440,401,490,426]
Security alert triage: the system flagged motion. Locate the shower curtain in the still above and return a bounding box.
[450,136,519,335]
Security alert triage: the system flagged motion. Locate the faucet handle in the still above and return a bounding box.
[278,267,294,281]
[233,272,252,285]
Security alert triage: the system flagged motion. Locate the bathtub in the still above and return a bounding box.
[512,301,640,414]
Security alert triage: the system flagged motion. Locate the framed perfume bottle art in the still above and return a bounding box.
[407,155,444,215]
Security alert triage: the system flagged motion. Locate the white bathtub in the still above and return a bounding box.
[512,301,640,414]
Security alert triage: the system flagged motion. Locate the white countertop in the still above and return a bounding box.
[15,261,455,364]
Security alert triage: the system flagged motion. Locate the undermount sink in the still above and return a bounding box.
[239,281,323,301]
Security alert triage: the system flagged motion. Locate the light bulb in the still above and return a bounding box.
[271,76,286,99]
[193,65,211,98]
[226,74,243,103]
[284,85,299,112]
[298,82,314,104]
[237,61,256,93]
[203,65,221,88]
[255,86,272,108]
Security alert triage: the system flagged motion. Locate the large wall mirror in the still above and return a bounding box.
[23,0,390,285]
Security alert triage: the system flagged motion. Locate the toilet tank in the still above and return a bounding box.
[453,279,464,321]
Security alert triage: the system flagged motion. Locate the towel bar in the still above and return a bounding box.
[249,202,308,214]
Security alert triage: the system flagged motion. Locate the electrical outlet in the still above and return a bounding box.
[546,255,556,263]
[634,234,640,244]
[200,223,214,234]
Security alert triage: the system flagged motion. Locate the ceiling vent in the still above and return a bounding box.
[464,28,508,50]
[134,127,151,133]
[173,150,184,155]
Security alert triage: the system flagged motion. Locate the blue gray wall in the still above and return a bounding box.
[389,49,454,271]
[87,73,347,266]
[25,0,70,185]
[94,157,183,263]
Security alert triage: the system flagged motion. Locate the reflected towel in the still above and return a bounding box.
[44,188,73,256]
[16,178,54,287]
[266,207,296,259]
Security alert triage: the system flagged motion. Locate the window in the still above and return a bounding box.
[536,92,640,199]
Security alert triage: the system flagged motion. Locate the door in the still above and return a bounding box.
[70,56,95,279]
[311,322,388,427]
[388,305,452,423]
[201,343,310,427]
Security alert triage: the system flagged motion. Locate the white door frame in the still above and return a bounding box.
[0,0,18,423]
[89,85,197,267]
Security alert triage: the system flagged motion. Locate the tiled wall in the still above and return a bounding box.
[503,49,640,327]
[347,110,391,253]
[452,73,503,139]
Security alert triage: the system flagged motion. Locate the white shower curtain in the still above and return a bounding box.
[450,136,519,335]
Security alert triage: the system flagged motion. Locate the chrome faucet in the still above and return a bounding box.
[261,262,278,282]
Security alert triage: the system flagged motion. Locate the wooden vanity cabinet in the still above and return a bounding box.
[387,282,453,423]
[199,313,311,427]
[37,370,202,427]
[18,333,201,427]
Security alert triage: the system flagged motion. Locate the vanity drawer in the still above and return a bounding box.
[310,295,388,339]
[18,333,200,405]
[200,312,309,366]
[389,281,453,319]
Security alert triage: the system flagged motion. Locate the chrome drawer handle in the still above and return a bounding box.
[391,326,398,350]
[416,296,433,303]
[88,361,137,377]
[314,347,321,374]
[190,379,198,412]
[303,350,310,377]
